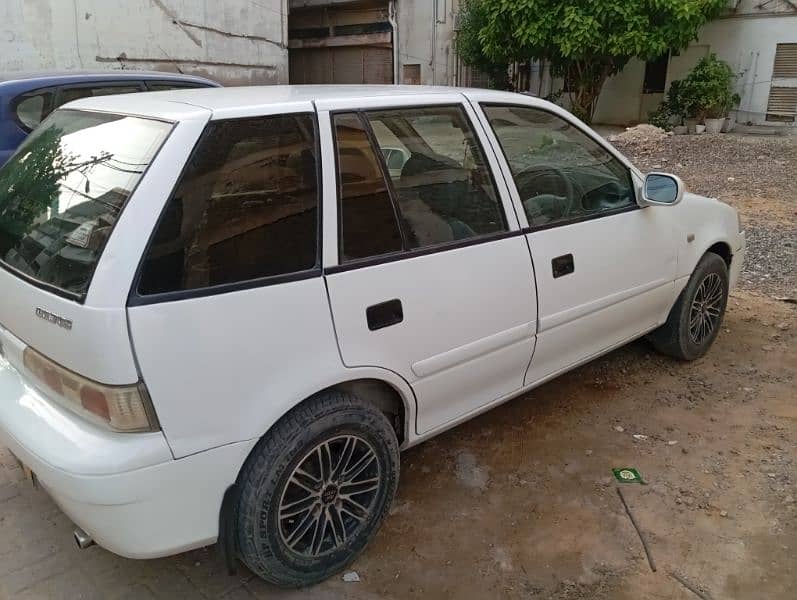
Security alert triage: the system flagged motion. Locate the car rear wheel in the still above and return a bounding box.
[648,252,729,361]
[235,391,399,587]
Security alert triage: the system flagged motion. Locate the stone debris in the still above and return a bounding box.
[609,131,796,297]
[608,124,669,145]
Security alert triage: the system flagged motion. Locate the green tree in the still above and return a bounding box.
[463,0,727,122]
[456,0,511,90]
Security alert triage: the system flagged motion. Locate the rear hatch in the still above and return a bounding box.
[0,109,172,430]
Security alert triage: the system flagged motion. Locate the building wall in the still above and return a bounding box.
[0,0,288,85]
[698,14,797,125]
[286,0,461,86]
[545,1,797,125]
[395,0,459,86]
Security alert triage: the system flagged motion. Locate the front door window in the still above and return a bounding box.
[482,105,635,228]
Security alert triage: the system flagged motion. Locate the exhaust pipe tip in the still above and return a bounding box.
[73,527,95,550]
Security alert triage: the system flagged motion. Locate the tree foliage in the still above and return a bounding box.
[457,0,511,89]
[461,0,727,121]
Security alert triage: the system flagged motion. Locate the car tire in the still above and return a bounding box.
[648,252,729,361]
[235,390,399,587]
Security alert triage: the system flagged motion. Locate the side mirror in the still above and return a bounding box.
[641,172,684,206]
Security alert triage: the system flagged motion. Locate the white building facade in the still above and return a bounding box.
[577,0,797,126]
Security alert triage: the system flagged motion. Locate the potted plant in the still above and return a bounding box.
[680,54,737,134]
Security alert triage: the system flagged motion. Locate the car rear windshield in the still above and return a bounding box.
[0,109,171,299]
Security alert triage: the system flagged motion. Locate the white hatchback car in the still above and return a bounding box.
[0,86,744,586]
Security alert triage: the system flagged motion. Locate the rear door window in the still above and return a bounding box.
[364,106,507,249]
[0,109,172,298]
[137,113,320,296]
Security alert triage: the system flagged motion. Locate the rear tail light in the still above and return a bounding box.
[23,347,159,433]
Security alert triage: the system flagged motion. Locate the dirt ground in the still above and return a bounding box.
[1,133,795,599]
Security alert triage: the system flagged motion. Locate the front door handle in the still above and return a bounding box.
[366,299,404,331]
[552,253,574,278]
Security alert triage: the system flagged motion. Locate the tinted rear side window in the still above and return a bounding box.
[138,114,319,295]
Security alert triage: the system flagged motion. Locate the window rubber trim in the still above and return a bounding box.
[522,203,640,234]
[127,268,323,306]
[329,103,513,268]
[126,111,324,307]
[324,229,526,275]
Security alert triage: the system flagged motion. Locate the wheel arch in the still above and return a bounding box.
[706,241,732,267]
[246,367,416,458]
[678,234,735,281]
[218,368,415,560]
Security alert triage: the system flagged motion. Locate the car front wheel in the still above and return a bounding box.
[235,391,399,587]
[648,251,729,361]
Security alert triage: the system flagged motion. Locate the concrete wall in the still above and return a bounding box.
[395,0,458,86]
[287,0,461,86]
[698,14,797,125]
[0,0,288,85]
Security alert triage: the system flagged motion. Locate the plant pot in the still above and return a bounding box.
[705,118,724,134]
[722,116,736,133]
[673,125,688,135]
[695,124,706,134]
[684,118,698,134]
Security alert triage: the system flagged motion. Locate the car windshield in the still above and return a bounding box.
[0,109,171,299]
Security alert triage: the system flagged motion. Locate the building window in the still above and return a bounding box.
[403,64,421,85]
[643,53,669,94]
[766,87,797,123]
[773,43,797,79]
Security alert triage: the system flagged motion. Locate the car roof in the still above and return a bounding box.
[63,85,534,121]
[0,70,219,90]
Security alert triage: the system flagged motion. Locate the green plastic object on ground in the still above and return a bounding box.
[613,467,645,484]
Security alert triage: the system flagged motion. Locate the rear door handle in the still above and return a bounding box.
[366,299,403,331]
[552,253,574,278]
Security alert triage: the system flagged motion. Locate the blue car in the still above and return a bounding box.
[0,71,219,166]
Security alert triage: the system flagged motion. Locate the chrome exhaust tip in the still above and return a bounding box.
[73,527,95,549]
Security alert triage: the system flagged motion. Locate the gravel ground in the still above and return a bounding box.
[610,130,797,298]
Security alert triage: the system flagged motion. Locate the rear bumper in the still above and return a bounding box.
[0,326,256,558]
[729,231,746,290]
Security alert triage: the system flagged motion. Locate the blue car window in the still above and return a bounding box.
[14,91,54,131]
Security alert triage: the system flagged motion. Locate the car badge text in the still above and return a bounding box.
[35,308,73,331]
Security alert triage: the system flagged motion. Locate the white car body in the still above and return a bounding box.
[0,86,744,559]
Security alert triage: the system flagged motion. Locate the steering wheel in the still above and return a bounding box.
[513,165,576,224]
